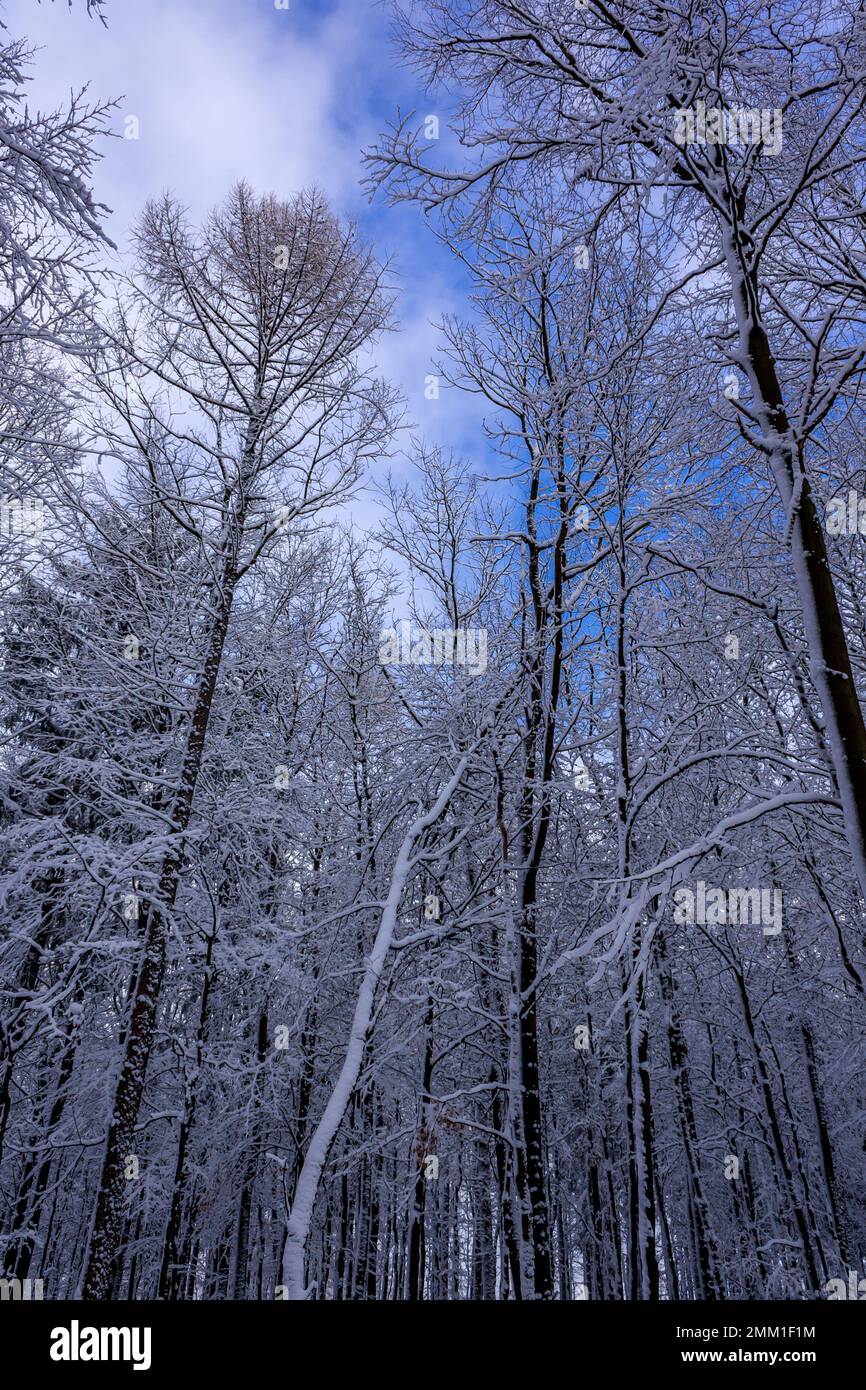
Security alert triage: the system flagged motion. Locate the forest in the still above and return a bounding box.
[1,0,866,1303]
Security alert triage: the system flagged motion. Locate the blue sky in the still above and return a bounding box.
[8,0,486,466]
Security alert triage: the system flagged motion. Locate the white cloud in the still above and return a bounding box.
[9,0,371,237]
[5,0,487,454]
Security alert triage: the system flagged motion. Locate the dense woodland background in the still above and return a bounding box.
[2,0,866,1300]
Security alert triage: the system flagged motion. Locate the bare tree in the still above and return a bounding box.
[79,183,395,1298]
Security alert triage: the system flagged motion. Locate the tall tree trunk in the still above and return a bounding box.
[5,1025,77,1281]
[783,923,852,1266]
[231,1008,269,1299]
[733,967,821,1292]
[722,218,866,902]
[407,999,433,1300]
[657,932,723,1298]
[281,750,475,1298]
[82,541,243,1299]
[157,925,216,1299]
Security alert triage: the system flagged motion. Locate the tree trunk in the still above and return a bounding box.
[723,221,866,903]
[281,749,475,1298]
[82,546,243,1299]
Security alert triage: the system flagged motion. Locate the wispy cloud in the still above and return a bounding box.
[8,0,486,457]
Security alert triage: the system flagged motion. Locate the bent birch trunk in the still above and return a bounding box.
[281,749,474,1300]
